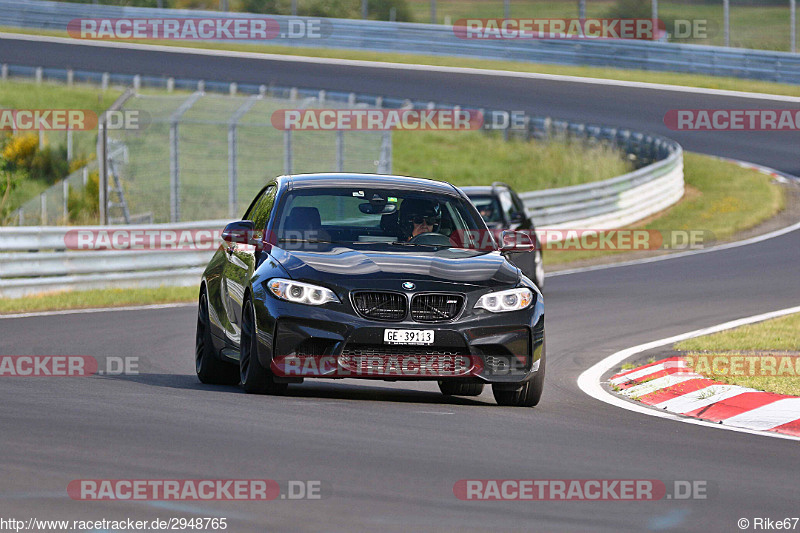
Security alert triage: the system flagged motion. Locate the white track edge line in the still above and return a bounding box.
[4,32,800,103]
[576,305,800,442]
[549,218,800,278]
[0,302,194,320]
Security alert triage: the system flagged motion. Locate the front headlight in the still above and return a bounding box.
[474,287,534,313]
[268,278,339,306]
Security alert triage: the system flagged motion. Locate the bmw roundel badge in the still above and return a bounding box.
[402,282,415,290]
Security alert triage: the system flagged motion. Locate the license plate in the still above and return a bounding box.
[384,329,435,345]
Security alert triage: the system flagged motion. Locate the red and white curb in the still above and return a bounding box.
[610,357,800,438]
[577,305,800,441]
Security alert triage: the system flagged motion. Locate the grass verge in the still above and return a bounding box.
[542,152,786,266]
[673,312,800,396]
[393,130,632,190]
[0,286,198,315]
[2,26,800,98]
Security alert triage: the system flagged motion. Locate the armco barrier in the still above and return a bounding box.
[0,56,684,298]
[2,0,800,84]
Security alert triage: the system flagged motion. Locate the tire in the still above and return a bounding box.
[196,288,239,386]
[239,297,288,395]
[492,339,546,407]
[438,381,485,396]
[533,249,545,291]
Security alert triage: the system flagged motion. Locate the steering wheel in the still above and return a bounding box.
[407,232,452,247]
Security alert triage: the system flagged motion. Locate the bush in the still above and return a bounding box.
[2,133,39,169]
[369,0,413,21]
[68,170,100,223]
[30,145,70,183]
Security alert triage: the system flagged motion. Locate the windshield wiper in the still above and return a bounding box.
[277,238,340,244]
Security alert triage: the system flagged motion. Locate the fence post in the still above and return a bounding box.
[101,72,109,91]
[167,92,203,222]
[336,131,344,172]
[133,74,141,91]
[67,69,74,86]
[283,130,293,174]
[66,129,73,162]
[40,193,46,225]
[228,95,258,218]
[63,180,69,221]
[1,64,7,81]
[169,122,180,222]
[35,67,42,84]
[98,121,108,224]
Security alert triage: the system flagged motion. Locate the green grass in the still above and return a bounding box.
[674,312,800,396]
[0,286,198,315]
[407,0,796,51]
[677,313,800,352]
[543,152,786,265]
[393,130,632,190]
[3,25,800,98]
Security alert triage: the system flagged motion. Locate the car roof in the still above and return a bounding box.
[282,173,460,195]
[460,185,502,195]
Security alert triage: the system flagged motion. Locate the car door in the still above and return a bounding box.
[498,188,537,280]
[221,185,276,346]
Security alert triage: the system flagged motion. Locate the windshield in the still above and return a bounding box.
[467,194,503,224]
[273,187,486,248]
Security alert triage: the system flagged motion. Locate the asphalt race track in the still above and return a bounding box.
[1,36,800,532]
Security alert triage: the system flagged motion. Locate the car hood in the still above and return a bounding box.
[270,245,519,289]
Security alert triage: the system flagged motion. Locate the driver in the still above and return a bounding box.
[398,198,442,241]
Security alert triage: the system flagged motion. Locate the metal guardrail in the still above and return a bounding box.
[0,57,684,298]
[521,142,684,229]
[3,0,800,84]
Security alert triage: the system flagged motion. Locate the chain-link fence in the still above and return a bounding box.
[12,90,390,225]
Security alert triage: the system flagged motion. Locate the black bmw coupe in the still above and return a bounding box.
[196,173,545,407]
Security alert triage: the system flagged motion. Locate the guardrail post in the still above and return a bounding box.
[66,129,73,161]
[1,64,7,81]
[40,193,46,225]
[229,82,237,96]
[35,67,42,84]
[133,75,141,91]
[348,92,356,105]
[375,96,383,108]
[290,87,298,101]
[197,80,205,92]
[283,130,293,175]
[259,84,267,96]
[67,69,73,86]
[101,72,109,91]
[318,90,326,103]
[167,77,175,93]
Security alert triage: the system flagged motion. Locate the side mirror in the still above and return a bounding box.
[509,212,525,224]
[221,220,260,246]
[498,230,536,253]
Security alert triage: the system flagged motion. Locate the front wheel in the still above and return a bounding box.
[492,338,545,407]
[239,297,288,395]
